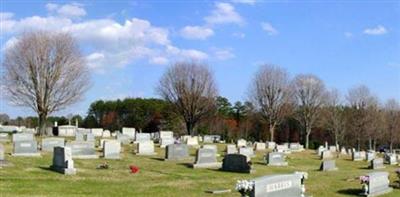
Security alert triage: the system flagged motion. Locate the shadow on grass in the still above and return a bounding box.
[358,166,370,170]
[177,162,193,168]
[337,188,362,196]
[150,157,165,162]
[38,166,59,174]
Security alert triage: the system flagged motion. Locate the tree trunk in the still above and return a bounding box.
[305,126,311,149]
[38,112,47,136]
[368,137,372,150]
[269,124,275,142]
[186,121,193,136]
[390,141,393,153]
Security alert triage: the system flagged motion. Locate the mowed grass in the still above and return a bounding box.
[1,140,400,197]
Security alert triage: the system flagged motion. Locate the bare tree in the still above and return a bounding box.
[384,99,400,152]
[249,65,292,142]
[157,61,218,136]
[324,88,346,148]
[292,74,326,149]
[2,31,90,135]
[345,85,378,150]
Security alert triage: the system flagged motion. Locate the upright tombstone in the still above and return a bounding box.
[117,133,131,145]
[0,143,9,166]
[340,147,347,155]
[329,145,337,152]
[289,143,304,152]
[352,151,363,161]
[192,148,221,168]
[85,133,95,142]
[134,133,151,144]
[384,153,397,165]
[0,133,9,142]
[103,140,121,159]
[226,144,238,154]
[203,135,214,143]
[361,172,392,196]
[254,142,266,151]
[186,136,199,147]
[317,146,326,156]
[221,154,252,173]
[165,144,189,161]
[12,133,34,142]
[102,130,111,138]
[136,141,156,155]
[58,125,77,137]
[249,173,305,197]
[12,140,40,157]
[159,131,174,148]
[75,132,84,141]
[275,145,290,154]
[321,150,333,160]
[51,146,76,175]
[237,139,247,147]
[366,151,375,162]
[122,127,135,139]
[266,141,276,150]
[370,158,385,170]
[239,147,254,159]
[90,128,103,137]
[41,138,65,152]
[66,141,98,159]
[203,144,218,155]
[320,160,338,171]
[265,152,287,166]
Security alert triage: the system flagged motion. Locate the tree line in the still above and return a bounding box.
[1,31,399,151]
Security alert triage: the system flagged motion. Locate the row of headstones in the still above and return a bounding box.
[236,139,305,153]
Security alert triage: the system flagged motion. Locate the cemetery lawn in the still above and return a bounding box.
[1,141,400,197]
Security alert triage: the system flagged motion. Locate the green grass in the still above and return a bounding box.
[1,141,400,197]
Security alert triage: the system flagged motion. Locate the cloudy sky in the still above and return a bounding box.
[1,0,399,118]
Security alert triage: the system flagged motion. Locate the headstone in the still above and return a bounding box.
[266,152,287,166]
[384,153,397,165]
[41,138,65,152]
[317,146,325,156]
[85,133,95,142]
[340,147,347,155]
[249,173,304,197]
[329,145,337,152]
[75,132,84,141]
[12,140,40,156]
[289,143,304,152]
[366,151,375,162]
[50,146,76,175]
[135,133,151,143]
[203,144,218,155]
[266,141,276,150]
[102,130,111,138]
[320,160,338,171]
[221,154,252,173]
[370,158,385,170]
[165,144,189,160]
[12,133,34,142]
[0,143,8,166]
[226,144,238,154]
[122,127,135,139]
[362,172,392,196]
[136,141,156,155]
[239,147,254,159]
[66,141,98,159]
[275,145,290,154]
[186,136,199,146]
[321,150,333,160]
[254,142,266,151]
[0,133,9,142]
[58,125,77,137]
[159,131,173,139]
[192,148,221,168]
[237,139,247,147]
[203,135,221,143]
[352,151,363,161]
[160,137,174,148]
[117,133,131,145]
[103,140,121,159]
[90,128,103,137]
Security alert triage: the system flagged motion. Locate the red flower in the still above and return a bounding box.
[129,165,139,174]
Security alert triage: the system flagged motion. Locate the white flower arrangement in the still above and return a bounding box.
[235,180,255,197]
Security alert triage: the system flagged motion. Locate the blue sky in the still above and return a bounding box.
[1,0,399,118]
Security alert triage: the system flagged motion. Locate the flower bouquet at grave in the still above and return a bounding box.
[359,175,369,194]
[235,180,254,197]
[295,171,308,197]
[129,165,139,174]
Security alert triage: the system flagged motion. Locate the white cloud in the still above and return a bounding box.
[180,25,214,40]
[231,0,257,5]
[213,48,235,60]
[1,5,208,72]
[261,22,278,35]
[363,25,387,35]
[344,32,353,38]
[46,3,86,18]
[204,2,244,25]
